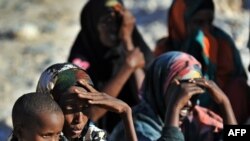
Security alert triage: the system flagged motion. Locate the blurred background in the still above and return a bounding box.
[0,0,249,140]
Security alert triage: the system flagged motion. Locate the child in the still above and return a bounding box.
[10,92,64,141]
[36,63,137,141]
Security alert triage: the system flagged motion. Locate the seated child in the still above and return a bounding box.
[36,63,137,141]
[10,92,64,141]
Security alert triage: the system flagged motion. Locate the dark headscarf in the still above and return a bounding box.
[68,0,153,87]
[68,0,154,132]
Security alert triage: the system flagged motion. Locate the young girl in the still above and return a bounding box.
[36,63,137,141]
[110,51,236,141]
[10,92,64,141]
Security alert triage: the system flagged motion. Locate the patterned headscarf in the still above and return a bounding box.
[36,63,90,101]
[36,63,107,141]
[142,51,202,119]
[141,51,223,132]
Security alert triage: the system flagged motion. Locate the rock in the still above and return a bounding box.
[15,23,40,40]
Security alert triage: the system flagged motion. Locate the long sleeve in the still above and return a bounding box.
[157,126,184,141]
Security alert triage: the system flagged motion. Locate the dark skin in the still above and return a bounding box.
[164,78,237,129]
[57,70,137,141]
[93,4,145,122]
[16,112,64,141]
[74,79,138,141]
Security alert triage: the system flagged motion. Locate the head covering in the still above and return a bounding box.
[36,63,109,140]
[156,0,246,88]
[168,0,214,41]
[141,51,223,135]
[68,0,154,132]
[36,63,91,101]
[68,0,153,79]
[142,51,202,120]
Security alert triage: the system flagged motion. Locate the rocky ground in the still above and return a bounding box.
[0,0,249,140]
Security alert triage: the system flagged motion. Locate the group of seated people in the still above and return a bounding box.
[10,0,250,141]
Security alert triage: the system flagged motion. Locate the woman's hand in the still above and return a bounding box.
[193,78,237,124]
[125,48,145,70]
[75,80,137,141]
[166,79,205,111]
[74,80,131,115]
[192,78,227,104]
[164,80,205,127]
[115,7,135,44]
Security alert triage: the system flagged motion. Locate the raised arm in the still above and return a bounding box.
[157,80,204,141]
[117,6,146,90]
[194,78,237,125]
[74,81,137,141]
[89,6,145,122]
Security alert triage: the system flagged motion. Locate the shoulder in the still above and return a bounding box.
[85,122,107,141]
[133,113,162,140]
[212,26,235,45]
[132,102,165,140]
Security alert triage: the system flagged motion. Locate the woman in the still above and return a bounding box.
[68,0,153,132]
[36,63,137,141]
[110,51,236,141]
[154,0,250,123]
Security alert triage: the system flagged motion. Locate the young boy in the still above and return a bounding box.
[10,92,64,141]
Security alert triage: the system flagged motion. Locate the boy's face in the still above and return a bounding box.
[59,70,92,139]
[20,112,64,141]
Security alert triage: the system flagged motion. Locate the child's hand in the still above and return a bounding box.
[74,80,130,115]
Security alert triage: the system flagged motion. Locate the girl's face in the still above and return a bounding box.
[19,112,64,141]
[59,70,92,139]
[97,12,121,47]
